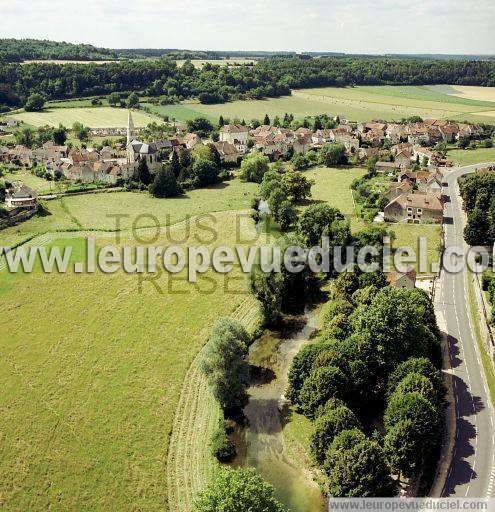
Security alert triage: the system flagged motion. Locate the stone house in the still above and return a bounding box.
[384,192,443,223]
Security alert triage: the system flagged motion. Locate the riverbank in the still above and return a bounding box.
[232,307,326,512]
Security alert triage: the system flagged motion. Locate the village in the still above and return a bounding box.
[0,113,490,228]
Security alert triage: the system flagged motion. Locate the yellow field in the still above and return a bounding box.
[445,85,495,102]
[9,107,159,128]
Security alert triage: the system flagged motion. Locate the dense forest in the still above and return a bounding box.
[0,39,118,62]
[1,43,495,109]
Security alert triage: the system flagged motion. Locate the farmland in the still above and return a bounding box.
[7,107,159,128]
[146,85,495,124]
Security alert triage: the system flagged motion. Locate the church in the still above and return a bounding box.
[126,111,158,165]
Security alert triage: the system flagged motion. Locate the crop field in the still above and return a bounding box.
[7,107,159,128]
[0,211,262,511]
[146,85,495,124]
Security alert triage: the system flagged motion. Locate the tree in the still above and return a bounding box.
[384,391,442,477]
[135,157,152,185]
[394,372,438,405]
[352,287,437,372]
[250,266,284,326]
[15,127,36,148]
[24,93,45,112]
[149,165,181,198]
[191,158,220,187]
[72,122,90,142]
[464,206,490,246]
[281,170,313,202]
[291,153,310,170]
[127,92,140,108]
[298,366,348,418]
[170,150,181,178]
[287,341,331,403]
[277,200,298,231]
[384,419,426,480]
[324,436,396,497]
[187,117,214,137]
[218,115,225,127]
[240,152,270,183]
[52,124,67,145]
[384,391,441,442]
[297,203,349,247]
[199,317,250,412]
[387,357,445,402]
[194,467,287,512]
[318,143,347,166]
[310,405,361,464]
[107,92,120,106]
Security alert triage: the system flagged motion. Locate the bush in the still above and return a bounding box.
[199,317,250,413]
[210,420,236,462]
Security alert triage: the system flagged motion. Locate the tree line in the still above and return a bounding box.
[461,172,495,246]
[2,56,495,109]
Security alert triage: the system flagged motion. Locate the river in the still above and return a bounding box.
[233,307,326,511]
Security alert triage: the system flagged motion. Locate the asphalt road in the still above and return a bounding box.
[437,163,495,498]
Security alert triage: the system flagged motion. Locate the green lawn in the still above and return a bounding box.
[0,212,256,511]
[388,223,442,272]
[306,166,366,232]
[145,85,495,124]
[447,147,495,166]
[7,107,160,128]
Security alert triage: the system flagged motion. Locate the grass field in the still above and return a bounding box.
[7,107,159,128]
[447,147,495,166]
[0,178,259,248]
[146,85,495,124]
[0,211,260,511]
[305,166,366,232]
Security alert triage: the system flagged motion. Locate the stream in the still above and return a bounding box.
[233,307,326,511]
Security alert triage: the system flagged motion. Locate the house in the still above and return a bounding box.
[358,147,380,161]
[5,185,38,210]
[412,146,435,167]
[384,192,443,223]
[293,133,312,154]
[394,150,413,168]
[375,161,401,173]
[398,171,418,184]
[219,124,249,154]
[386,266,417,289]
[385,181,413,202]
[213,141,240,163]
[65,164,96,183]
[438,124,459,143]
[182,133,202,150]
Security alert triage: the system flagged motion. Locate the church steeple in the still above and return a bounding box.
[127,110,135,146]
